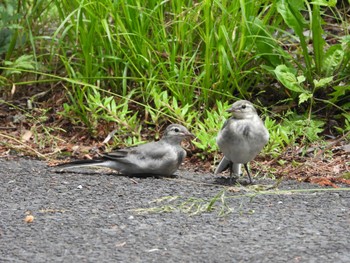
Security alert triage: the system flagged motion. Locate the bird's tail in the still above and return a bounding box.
[55,159,111,169]
[215,157,242,176]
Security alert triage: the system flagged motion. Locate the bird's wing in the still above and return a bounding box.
[102,140,183,175]
[102,141,172,164]
[220,118,230,130]
[220,117,237,130]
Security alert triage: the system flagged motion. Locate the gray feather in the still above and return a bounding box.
[56,124,193,176]
[215,100,269,183]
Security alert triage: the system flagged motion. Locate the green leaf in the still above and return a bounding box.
[322,45,344,76]
[276,0,312,80]
[274,65,308,93]
[330,85,350,102]
[4,54,36,73]
[299,92,313,104]
[246,17,291,67]
[310,0,337,7]
[313,77,333,88]
[297,75,306,84]
[276,0,307,38]
[311,4,326,74]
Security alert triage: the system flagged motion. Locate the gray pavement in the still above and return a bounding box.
[0,158,349,262]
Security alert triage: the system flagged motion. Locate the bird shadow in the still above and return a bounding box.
[52,167,177,179]
[213,176,253,186]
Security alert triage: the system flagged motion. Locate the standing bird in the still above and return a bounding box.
[215,100,269,184]
[56,124,194,176]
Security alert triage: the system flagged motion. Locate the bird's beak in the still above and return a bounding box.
[186,132,196,138]
[226,107,235,113]
[182,131,195,140]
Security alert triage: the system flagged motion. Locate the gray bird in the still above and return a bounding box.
[56,124,194,176]
[215,100,269,184]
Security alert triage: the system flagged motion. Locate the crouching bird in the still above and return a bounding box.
[56,124,194,177]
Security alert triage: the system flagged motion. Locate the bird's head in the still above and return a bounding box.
[163,124,194,143]
[226,100,257,119]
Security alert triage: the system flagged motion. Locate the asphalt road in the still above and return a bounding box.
[0,158,349,262]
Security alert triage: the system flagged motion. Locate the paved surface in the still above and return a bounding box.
[0,158,349,262]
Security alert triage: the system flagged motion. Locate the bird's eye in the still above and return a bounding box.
[174,128,180,132]
[241,104,246,109]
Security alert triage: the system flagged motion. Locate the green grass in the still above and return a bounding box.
[131,186,350,216]
[1,0,350,156]
[131,189,234,217]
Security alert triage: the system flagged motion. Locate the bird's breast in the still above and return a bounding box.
[217,118,269,163]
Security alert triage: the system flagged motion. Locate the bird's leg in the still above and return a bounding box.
[244,163,253,184]
[229,161,234,184]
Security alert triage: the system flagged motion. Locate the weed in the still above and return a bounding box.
[131,189,233,217]
[1,0,350,160]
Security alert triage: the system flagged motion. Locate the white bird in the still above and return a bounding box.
[215,100,269,184]
[56,124,194,176]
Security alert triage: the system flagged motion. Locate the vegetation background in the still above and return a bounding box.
[0,0,349,181]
